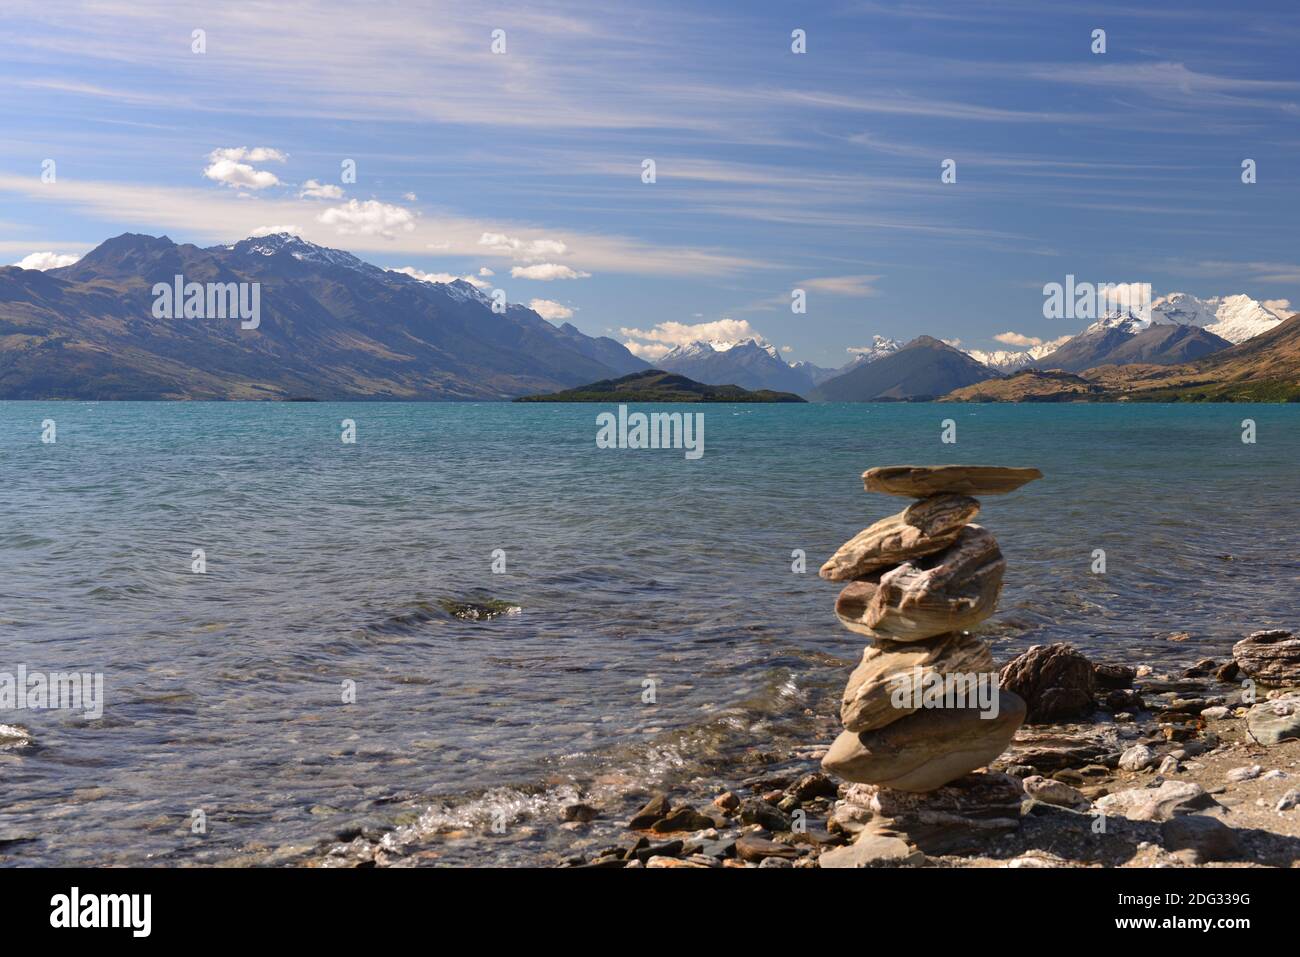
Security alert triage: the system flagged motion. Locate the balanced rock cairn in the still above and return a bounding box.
[819,465,1042,792]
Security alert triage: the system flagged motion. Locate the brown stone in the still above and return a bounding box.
[1233,630,1300,685]
[851,771,1025,855]
[822,691,1026,791]
[835,525,1004,642]
[734,835,799,863]
[998,642,1096,722]
[840,632,994,733]
[862,465,1042,498]
[819,494,979,581]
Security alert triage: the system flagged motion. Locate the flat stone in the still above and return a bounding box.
[819,495,979,581]
[855,772,1025,855]
[998,642,1096,722]
[1021,775,1089,811]
[1159,815,1244,863]
[734,835,799,862]
[650,806,716,833]
[1246,692,1300,746]
[840,631,994,733]
[1095,781,1214,822]
[818,834,924,868]
[822,691,1026,791]
[862,465,1042,498]
[1002,727,1117,773]
[1233,630,1300,685]
[835,525,1004,642]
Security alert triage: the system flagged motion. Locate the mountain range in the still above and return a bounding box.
[945,311,1300,403]
[2,231,1292,402]
[0,232,647,400]
[655,337,811,394]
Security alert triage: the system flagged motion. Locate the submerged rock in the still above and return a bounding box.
[438,598,521,621]
[0,724,32,750]
[861,465,1043,498]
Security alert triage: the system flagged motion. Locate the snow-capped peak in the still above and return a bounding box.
[1151,292,1285,344]
[444,277,492,304]
[844,335,903,364]
[662,336,779,361]
[224,233,382,276]
[1082,308,1151,337]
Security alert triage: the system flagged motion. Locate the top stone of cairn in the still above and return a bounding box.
[863,465,1043,498]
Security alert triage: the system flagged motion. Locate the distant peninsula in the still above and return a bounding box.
[514,369,807,403]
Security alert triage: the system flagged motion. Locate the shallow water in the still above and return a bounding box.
[0,401,1296,865]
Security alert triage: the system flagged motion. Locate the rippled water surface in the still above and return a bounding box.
[1,401,1296,865]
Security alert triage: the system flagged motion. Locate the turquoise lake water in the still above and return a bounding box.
[0,401,1296,864]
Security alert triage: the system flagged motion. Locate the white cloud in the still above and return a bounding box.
[213,147,288,164]
[621,317,760,349]
[13,250,80,270]
[403,192,418,202]
[941,337,962,348]
[528,298,573,320]
[1262,298,1294,319]
[249,224,302,237]
[624,341,672,360]
[478,267,494,276]
[0,172,762,278]
[389,265,488,288]
[994,331,1042,347]
[1098,281,1151,312]
[479,232,568,261]
[510,263,590,280]
[781,344,793,353]
[203,146,287,190]
[318,199,417,238]
[299,179,344,200]
[798,274,881,297]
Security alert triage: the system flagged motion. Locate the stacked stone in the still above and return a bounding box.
[819,465,1041,792]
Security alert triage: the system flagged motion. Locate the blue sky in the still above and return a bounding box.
[2,0,1299,366]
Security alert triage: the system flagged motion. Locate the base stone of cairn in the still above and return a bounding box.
[819,465,1042,860]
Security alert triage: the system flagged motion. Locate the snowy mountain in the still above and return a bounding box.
[1151,292,1287,344]
[791,336,904,384]
[2,232,647,399]
[966,341,1061,372]
[811,336,998,401]
[656,336,813,394]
